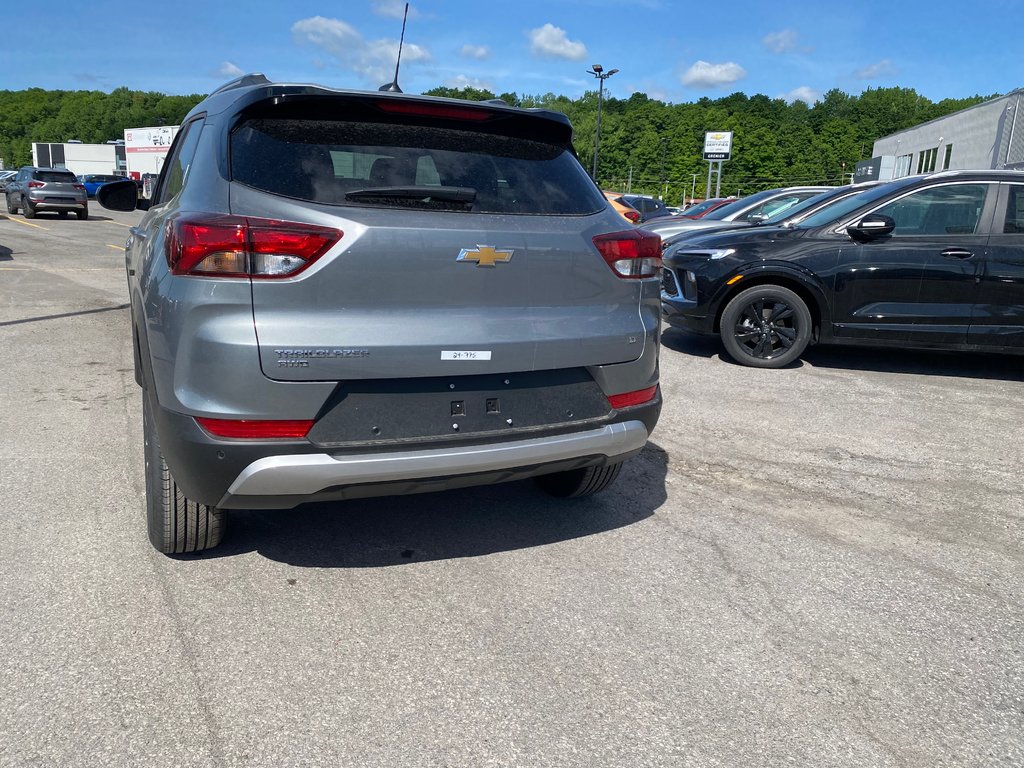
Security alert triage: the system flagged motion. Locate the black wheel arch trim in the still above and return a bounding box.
[709,263,831,338]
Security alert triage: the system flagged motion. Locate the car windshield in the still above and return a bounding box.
[700,190,777,220]
[796,180,914,229]
[680,199,722,216]
[763,188,863,224]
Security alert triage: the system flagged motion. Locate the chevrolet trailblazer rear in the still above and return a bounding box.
[99,75,662,553]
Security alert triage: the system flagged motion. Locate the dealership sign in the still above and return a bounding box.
[703,131,733,161]
[123,126,178,154]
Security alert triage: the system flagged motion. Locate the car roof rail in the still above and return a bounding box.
[209,73,272,96]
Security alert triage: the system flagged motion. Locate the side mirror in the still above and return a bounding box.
[97,179,147,212]
[848,213,895,242]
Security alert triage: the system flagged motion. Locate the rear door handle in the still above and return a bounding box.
[941,248,973,259]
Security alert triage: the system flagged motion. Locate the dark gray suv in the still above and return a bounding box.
[5,166,88,219]
[98,75,663,554]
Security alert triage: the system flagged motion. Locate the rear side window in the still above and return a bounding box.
[230,118,604,215]
[34,171,76,183]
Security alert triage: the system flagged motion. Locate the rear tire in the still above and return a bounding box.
[6,196,16,215]
[22,198,35,219]
[77,207,88,220]
[142,391,225,554]
[535,462,622,498]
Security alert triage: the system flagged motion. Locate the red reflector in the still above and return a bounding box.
[592,229,662,279]
[195,417,315,439]
[376,100,492,121]
[166,214,342,278]
[608,386,658,409]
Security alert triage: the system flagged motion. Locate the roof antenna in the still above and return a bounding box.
[379,3,409,93]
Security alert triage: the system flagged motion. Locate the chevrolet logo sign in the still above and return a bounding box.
[456,245,514,267]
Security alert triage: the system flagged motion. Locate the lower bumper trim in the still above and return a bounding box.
[221,420,649,502]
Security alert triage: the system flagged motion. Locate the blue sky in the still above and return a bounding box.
[4,0,1020,103]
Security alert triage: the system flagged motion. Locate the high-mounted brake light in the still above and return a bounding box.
[165,214,342,278]
[194,417,315,439]
[592,229,662,279]
[376,100,492,121]
[608,386,658,409]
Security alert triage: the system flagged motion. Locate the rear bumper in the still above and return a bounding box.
[153,394,660,509]
[218,420,649,507]
[27,196,87,212]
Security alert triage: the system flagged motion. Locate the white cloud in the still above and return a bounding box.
[444,74,494,91]
[762,29,799,54]
[681,60,746,89]
[780,86,820,104]
[292,16,430,85]
[213,61,244,79]
[854,59,897,79]
[460,44,490,60]
[528,23,587,61]
[372,1,419,19]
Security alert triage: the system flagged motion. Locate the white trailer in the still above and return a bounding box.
[123,125,180,180]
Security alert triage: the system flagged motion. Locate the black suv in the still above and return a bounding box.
[661,170,1024,367]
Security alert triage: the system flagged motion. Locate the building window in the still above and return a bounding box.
[943,143,953,170]
[917,148,938,174]
[894,153,913,178]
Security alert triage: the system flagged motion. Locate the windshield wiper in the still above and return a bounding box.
[345,185,476,209]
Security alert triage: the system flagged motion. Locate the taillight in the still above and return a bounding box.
[194,417,315,439]
[73,183,86,191]
[27,181,44,188]
[592,229,662,279]
[608,385,658,409]
[165,214,342,278]
[624,210,641,223]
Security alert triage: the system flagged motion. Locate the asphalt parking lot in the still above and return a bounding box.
[1,207,1021,767]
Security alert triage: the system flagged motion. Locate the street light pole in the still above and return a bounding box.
[587,64,618,181]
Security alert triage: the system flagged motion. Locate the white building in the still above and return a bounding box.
[29,123,179,180]
[858,88,1024,183]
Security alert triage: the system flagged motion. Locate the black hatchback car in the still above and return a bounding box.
[661,170,1024,367]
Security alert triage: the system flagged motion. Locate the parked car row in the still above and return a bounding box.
[658,170,1024,368]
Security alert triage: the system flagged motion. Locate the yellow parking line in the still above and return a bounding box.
[107,244,125,251]
[2,216,46,230]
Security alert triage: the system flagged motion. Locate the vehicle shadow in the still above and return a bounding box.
[190,441,669,568]
[803,345,1024,381]
[661,326,1022,381]
[660,327,723,360]
[0,244,12,261]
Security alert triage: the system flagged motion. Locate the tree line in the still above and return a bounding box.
[1,84,992,203]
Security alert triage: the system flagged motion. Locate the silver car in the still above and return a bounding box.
[97,74,663,554]
[643,186,833,240]
[5,166,89,219]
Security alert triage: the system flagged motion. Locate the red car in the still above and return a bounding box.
[677,197,733,219]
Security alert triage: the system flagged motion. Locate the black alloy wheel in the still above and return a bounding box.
[719,284,812,368]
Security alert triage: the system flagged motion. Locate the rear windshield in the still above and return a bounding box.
[231,118,604,215]
[34,171,77,183]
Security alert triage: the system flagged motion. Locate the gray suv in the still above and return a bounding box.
[97,74,663,554]
[5,166,89,219]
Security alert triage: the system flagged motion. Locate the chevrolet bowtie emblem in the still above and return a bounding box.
[456,245,514,267]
